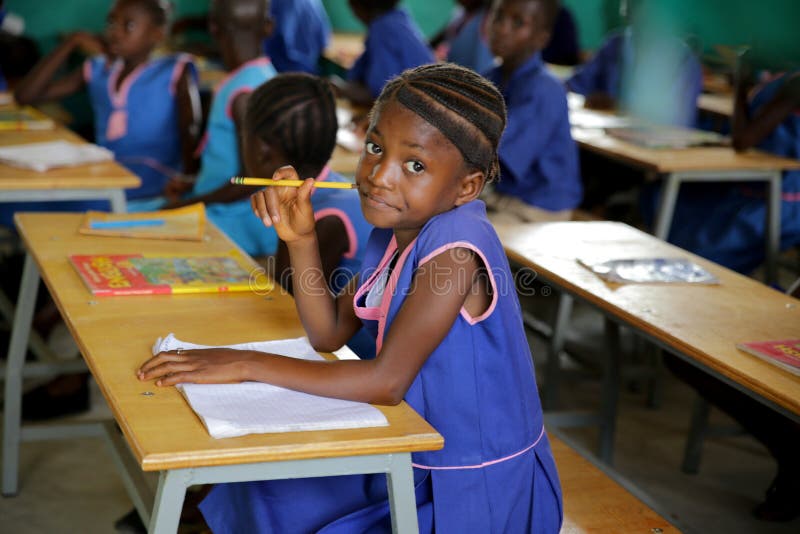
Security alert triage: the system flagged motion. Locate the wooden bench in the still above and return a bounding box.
[552,434,679,533]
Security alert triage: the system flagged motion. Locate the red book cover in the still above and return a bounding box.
[69,251,268,296]
[736,339,800,376]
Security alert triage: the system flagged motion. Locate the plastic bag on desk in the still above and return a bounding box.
[578,257,719,284]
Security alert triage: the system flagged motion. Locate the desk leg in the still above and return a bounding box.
[386,453,419,534]
[149,470,187,534]
[598,318,621,465]
[653,173,680,240]
[544,292,573,410]
[2,254,40,496]
[109,189,128,214]
[765,171,781,286]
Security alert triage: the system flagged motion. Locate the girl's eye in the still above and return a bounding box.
[403,160,425,174]
[365,141,382,155]
[125,21,136,32]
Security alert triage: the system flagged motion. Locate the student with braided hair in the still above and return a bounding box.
[138,62,562,533]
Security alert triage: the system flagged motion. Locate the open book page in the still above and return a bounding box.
[0,140,113,171]
[152,334,388,438]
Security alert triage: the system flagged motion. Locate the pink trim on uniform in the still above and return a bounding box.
[374,237,418,354]
[412,427,545,471]
[315,208,358,259]
[353,236,398,323]
[783,192,800,202]
[225,87,254,119]
[214,56,272,94]
[418,241,498,325]
[82,59,92,83]
[316,166,331,182]
[104,59,149,140]
[194,132,209,158]
[169,53,194,95]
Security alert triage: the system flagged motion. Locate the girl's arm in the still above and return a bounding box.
[274,215,350,295]
[731,72,800,152]
[138,247,482,405]
[14,32,101,105]
[175,63,202,175]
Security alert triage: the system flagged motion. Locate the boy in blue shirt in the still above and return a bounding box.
[332,0,434,107]
[263,0,330,74]
[484,0,581,222]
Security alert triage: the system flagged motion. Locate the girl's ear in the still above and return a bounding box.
[454,170,485,206]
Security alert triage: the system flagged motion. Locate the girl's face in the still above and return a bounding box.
[106,0,163,62]
[356,100,477,239]
[488,0,550,69]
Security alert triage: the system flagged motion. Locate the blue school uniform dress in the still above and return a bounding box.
[649,71,800,274]
[85,54,197,199]
[442,7,494,74]
[486,52,582,211]
[192,57,277,256]
[566,29,702,127]
[199,200,563,533]
[263,0,331,74]
[348,8,435,98]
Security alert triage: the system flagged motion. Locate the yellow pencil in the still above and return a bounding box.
[231,177,357,189]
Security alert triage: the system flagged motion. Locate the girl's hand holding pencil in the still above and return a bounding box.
[248,166,319,243]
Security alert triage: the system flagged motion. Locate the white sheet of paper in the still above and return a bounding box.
[152,334,388,439]
[0,140,113,171]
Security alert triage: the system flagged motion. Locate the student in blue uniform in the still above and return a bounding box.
[431,0,494,74]
[483,0,581,222]
[263,0,331,74]
[138,63,562,533]
[541,4,580,66]
[14,0,200,201]
[332,0,434,107]
[565,0,702,127]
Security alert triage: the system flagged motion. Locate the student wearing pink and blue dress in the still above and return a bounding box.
[431,0,494,75]
[13,0,200,202]
[332,0,434,107]
[138,63,562,534]
[262,0,330,74]
[484,0,581,222]
[565,0,702,127]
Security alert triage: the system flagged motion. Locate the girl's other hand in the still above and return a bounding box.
[136,348,254,386]
[250,165,317,243]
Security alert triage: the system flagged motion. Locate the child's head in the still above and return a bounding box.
[357,63,506,228]
[243,73,338,180]
[488,0,558,69]
[347,0,399,25]
[106,0,170,62]
[209,0,272,70]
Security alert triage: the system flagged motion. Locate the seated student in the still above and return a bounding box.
[263,0,330,74]
[483,0,581,222]
[541,4,580,66]
[331,0,434,108]
[14,0,200,202]
[430,0,494,75]
[147,0,278,257]
[646,57,800,275]
[565,0,702,127]
[138,62,562,534]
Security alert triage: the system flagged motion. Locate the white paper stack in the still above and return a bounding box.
[152,334,388,439]
[0,140,113,171]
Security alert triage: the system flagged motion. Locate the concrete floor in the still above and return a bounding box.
[0,286,799,533]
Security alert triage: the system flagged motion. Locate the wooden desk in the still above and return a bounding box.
[497,221,800,462]
[552,434,678,533]
[323,32,364,71]
[3,213,443,533]
[0,121,140,213]
[697,92,734,119]
[569,98,800,284]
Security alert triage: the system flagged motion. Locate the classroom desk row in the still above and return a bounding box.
[496,220,800,464]
[567,94,800,285]
[3,213,682,533]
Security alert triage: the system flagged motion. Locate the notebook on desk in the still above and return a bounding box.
[0,105,55,130]
[0,140,113,171]
[606,126,727,149]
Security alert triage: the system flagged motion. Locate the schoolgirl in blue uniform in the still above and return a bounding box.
[138,63,562,533]
[333,0,434,107]
[484,0,581,221]
[14,0,199,202]
[263,0,331,74]
[648,69,800,274]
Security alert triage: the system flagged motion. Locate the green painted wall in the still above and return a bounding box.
[321,0,455,38]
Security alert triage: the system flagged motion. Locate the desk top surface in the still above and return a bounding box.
[0,124,140,191]
[497,221,800,417]
[15,213,442,472]
[552,435,678,533]
[697,92,734,118]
